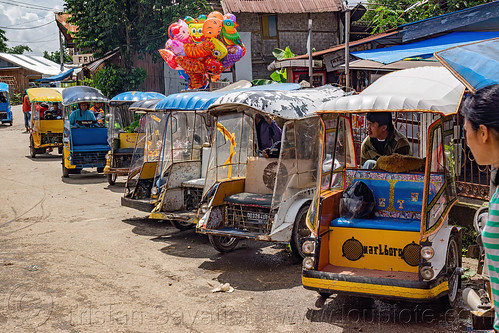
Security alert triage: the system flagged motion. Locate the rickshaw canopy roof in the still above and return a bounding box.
[26,87,62,102]
[318,67,465,115]
[128,99,164,112]
[435,37,499,93]
[155,83,301,111]
[62,86,108,105]
[0,82,8,92]
[208,85,346,119]
[110,91,166,104]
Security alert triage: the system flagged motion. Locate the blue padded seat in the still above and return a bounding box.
[224,192,272,208]
[71,127,109,152]
[330,217,420,232]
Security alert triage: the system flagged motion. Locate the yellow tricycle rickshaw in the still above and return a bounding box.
[302,67,466,307]
[27,87,64,158]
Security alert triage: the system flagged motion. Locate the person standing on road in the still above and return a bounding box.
[461,84,499,333]
[22,92,31,133]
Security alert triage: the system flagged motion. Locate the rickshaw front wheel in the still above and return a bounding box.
[290,204,311,260]
[208,235,239,253]
[442,235,462,308]
[107,173,117,185]
[62,157,70,178]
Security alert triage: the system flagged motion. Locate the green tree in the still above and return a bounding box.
[363,0,494,34]
[0,28,7,52]
[64,0,209,70]
[7,45,32,54]
[43,50,72,64]
[92,64,147,98]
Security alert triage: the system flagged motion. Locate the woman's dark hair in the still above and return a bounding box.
[461,84,499,186]
[461,84,499,132]
[366,112,394,132]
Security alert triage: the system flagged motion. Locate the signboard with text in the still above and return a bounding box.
[73,54,94,65]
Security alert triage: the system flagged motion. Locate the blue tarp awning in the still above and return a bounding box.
[0,82,8,92]
[351,31,499,64]
[35,68,74,82]
[435,37,499,92]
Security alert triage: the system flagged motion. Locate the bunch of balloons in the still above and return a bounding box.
[159,11,246,90]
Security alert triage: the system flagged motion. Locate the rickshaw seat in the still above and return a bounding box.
[224,192,272,208]
[71,128,109,152]
[330,216,420,232]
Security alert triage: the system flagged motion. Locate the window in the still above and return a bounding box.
[262,15,277,39]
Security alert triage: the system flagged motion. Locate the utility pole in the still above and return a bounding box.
[59,30,65,72]
[307,19,313,87]
[344,4,351,89]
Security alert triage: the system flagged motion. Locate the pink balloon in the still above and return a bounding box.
[165,39,186,56]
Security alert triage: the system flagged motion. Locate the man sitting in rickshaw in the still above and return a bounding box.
[69,102,96,127]
[361,112,411,168]
[90,102,105,124]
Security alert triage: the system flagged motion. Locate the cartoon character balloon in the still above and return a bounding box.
[159,11,245,89]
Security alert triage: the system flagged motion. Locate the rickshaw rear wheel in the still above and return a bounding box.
[29,135,36,158]
[290,203,311,260]
[208,235,239,253]
[442,236,462,308]
[172,220,195,231]
[107,173,117,185]
[7,121,12,126]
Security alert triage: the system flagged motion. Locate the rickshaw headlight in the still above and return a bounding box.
[151,187,158,196]
[200,203,209,214]
[67,155,72,161]
[302,257,315,270]
[105,153,110,160]
[420,266,434,280]
[302,241,315,254]
[420,246,434,260]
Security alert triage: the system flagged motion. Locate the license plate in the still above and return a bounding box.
[246,212,268,224]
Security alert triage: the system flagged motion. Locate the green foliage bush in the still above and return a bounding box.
[11,92,22,105]
[92,65,147,98]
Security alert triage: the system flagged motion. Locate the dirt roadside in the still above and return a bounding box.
[0,105,474,332]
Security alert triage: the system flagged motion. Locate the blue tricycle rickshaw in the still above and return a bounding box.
[0,82,12,126]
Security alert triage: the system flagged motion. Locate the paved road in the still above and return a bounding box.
[0,105,471,332]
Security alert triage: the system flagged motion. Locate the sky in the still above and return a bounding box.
[0,0,65,56]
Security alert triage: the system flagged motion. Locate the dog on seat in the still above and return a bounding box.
[374,153,426,173]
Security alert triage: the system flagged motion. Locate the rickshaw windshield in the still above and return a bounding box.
[271,116,323,208]
[108,103,140,145]
[156,111,211,179]
[203,112,254,197]
[126,112,168,189]
[319,114,357,192]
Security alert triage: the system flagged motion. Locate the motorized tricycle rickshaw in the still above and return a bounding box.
[196,85,346,258]
[61,86,109,177]
[27,87,64,157]
[0,82,12,125]
[301,67,466,305]
[435,37,499,328]
[121,85,255,228]
[105,91,166,185]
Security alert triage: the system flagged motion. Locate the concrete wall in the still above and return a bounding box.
[237,12,341,80]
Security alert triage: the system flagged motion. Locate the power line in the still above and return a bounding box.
[0,0,56,11]
[0,20,55,30]
[3,16,52,28]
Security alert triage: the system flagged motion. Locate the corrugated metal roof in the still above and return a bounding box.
[0,53,69,76]
[221,0,344,13]
[55,13,78,34]
[290,31,399,60]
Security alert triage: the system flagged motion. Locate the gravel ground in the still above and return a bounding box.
[0,104,484,332]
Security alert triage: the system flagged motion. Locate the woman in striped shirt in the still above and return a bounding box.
[462,84,499,332]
